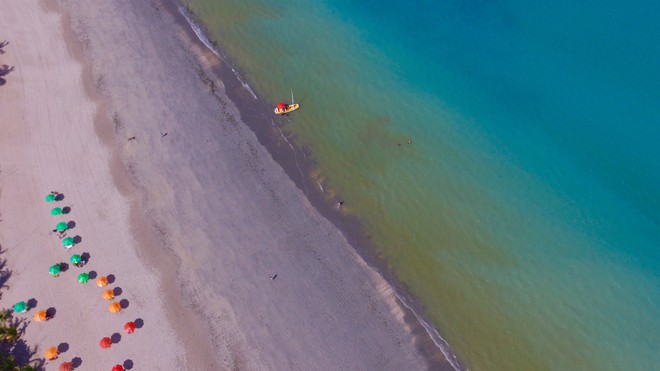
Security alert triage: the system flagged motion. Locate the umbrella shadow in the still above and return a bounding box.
[46,307,56,319]
[107,274,115,284]
[0,78,5,87]
[26,298,37,310]
[59,262,70,273]
[66,221,76,230]
[123,359,134,370]
[57,342,69,354]
[119,299,129,309]
[62,206,71,214]
[87,271,97,280]
[113,287,122,296]
[111,332,122,344]
[81,252,90,265]
[55,193,65,201]
[134,318,144,329]
[72,356,82,368]
[73,235,82,244]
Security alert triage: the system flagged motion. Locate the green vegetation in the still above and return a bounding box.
[0,255,42,370]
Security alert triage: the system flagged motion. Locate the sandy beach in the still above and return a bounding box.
[0,0,452,370]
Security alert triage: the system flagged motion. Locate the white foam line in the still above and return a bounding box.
[272,119,308,195]
[392,289,462,370]
[179,6,258,100]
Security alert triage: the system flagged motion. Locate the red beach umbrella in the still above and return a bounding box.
[59,361,73,371]
[112,365,124,371]
[99,337,112,349]
[124,321,136,334]
[277,102,286,110]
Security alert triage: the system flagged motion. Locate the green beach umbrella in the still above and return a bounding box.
[13,301,27,313]
[45,194,56,202]
[62,237,74,248]
[49,264,61,275]
[51,207,63,216]
[55,222,68,232]
[70,254,82,265]
[77,273,89,284]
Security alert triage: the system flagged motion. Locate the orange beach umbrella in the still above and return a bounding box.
[59,361,73,371]
[100,337,112,349]
[109,302,121,313]
[102,289,115,300]
[45,346,59,360]
[96,276,109,287]
[33,310,48,322]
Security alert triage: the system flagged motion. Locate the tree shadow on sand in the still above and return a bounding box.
[0,65,14,77]
[0,245,45,369]
[0,315,45,369]
[0,258,13,294]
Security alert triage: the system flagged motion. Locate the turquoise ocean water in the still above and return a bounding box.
[180,0,660,369]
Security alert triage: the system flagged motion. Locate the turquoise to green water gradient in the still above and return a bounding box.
[181,0,660,369]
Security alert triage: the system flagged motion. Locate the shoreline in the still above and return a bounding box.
[2,0,458,369]
[168,1,461,369]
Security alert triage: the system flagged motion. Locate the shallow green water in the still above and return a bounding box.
[180,0,660,369]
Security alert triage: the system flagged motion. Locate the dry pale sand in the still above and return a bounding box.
[0,0,184,370]
[0,0,452,370]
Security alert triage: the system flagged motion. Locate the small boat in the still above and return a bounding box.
[274,90,300,115]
